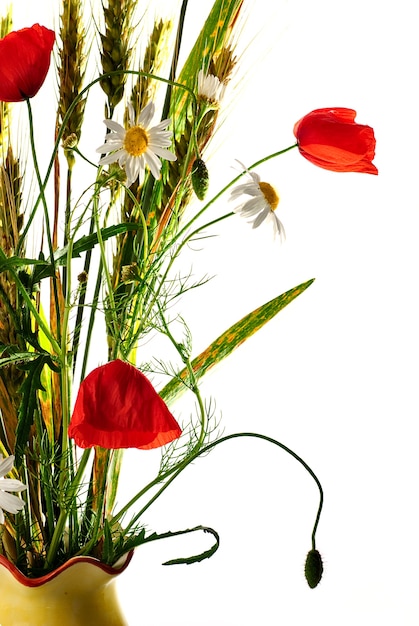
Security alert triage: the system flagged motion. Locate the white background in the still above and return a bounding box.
[4,0,419,624]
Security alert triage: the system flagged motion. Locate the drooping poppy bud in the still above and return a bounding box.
[293,108,378,175]
[68,360,182,450]
[0,24,55,102]
[304,548,323,588]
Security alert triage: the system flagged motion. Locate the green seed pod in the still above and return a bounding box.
[304,549,323,588]
[191,158,209,200]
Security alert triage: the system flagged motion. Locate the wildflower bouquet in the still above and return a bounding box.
[0,0,377,588]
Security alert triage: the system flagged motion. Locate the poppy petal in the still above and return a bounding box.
[0,24,55,102]
[68,360,182,450]
[294,108,378,174]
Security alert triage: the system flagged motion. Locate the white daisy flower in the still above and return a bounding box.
[0,454,27,524]
[230,163,285,241]
[97,101,177,186]
[197,69,225,103]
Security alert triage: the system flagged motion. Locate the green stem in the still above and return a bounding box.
[106,183,150,360]
[62,166,73,297]
[92,188,118,340]
[71,213,95,374]
[59,237,75,491]
[90,449,111,547]
[44,448,92,570]
[161,0,189,121]
[25,99,61,342]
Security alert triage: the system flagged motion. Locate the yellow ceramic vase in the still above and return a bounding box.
[0,552,133,626]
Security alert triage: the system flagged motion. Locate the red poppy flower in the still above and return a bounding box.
[293,108,378,174]
[68,360,182,450]
[0,24,55,102]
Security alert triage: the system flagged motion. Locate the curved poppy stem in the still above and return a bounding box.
[112,431,323,553]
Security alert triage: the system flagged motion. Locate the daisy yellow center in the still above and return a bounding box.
[124,126,149,157]
[259,181,279,210]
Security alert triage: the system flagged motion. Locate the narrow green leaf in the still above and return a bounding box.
[54,223,142,265]
[171,0,244,117]
[160,279,315,405]
[162,526,219,566]
[0,256,46,273]
[0,350,42,368]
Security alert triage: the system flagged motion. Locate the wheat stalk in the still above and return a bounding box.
[57,0,87,170]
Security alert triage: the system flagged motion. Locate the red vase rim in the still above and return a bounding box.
[0,550,134,587]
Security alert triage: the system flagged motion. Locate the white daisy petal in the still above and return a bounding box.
[0,455,14,475]
[118,152,128,167]
[271,213,286,241]
[150,119,172,133]
[138,102,155,128]
[0,490,26,514]
[233,161,260,183]
[240,185,262,198]
[98,151,122,165]
[249,171,261,184]
[125,155,140,185]
[99,135,124,146]
[234,159,248,172]
[96,141,123,155]
[127,102,136,125]
[148,134,173,148]
[97,143,113,155]
[144,149,163,179]
[252,206,270,229]
[0,479,27,492]
[0,454,27,521]
[137,156,146,184]
[149,145,177,161]
[236,196,265,217]
[103,119,125,134]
